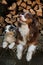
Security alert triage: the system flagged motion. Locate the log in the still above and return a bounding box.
[5,18,10,23]
[36,9,42,16]
[23,9,29,13]
[26,5,31,10]
[0,16,4,23]
[10,10,16,15]
[21,2,26,8]
[17,0,22,6]
[13,15,19,18]
[34,5,39,10]
[30,9,35,15]
[8,3,16,10]
[36,0,40,4]
[32,1,36,7]
[6,14,12,18]
[2,0,7,4]
[24,0,27,2]
[27,0,32,5]
[18,6,23,11]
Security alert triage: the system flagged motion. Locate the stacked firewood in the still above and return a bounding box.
[0,0,43,35]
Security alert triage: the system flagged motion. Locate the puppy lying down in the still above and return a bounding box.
[2,12,39,62]
[2,25,16,49]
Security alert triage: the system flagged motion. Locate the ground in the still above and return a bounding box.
[0,35,43,65]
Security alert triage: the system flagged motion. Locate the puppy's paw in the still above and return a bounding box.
[8,42,15,49]
[2,42,8,48]
[17,52,22,60]
[26,52,32,61]
[16,44,23,60]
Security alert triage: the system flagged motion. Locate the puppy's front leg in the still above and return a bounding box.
[17,44,24,60]
[2,41,8,48]
[8,42,15,49]
[26,44,36,61]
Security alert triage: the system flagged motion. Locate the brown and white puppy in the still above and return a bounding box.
[2,25,17,49]
[16,12,39,61]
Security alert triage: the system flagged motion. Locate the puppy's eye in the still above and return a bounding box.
[25,14,29,19]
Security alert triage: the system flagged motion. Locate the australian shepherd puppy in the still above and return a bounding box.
[2,25,17,49]
[16,12,39,61]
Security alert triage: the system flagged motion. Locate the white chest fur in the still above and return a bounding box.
[19,24,29,37]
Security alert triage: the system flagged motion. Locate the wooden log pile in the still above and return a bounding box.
[0,0,43,35]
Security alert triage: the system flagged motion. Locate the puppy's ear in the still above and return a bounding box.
[33,15,39,27]
[24,12,33,19]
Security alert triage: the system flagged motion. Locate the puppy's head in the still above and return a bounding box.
[5,25,17,33]
[18,12,33,25]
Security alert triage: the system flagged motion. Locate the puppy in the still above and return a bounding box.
[2,25,17,49]
[16,12,39,61]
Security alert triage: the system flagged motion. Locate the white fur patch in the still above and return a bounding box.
[8,42,15,49]
[17,44,23,60]
[5,25,11,32]
[26,45,36,61]
[2,42,8,48]
[19,24,29,37]
[20,14,27,21]
[19,24,29,45]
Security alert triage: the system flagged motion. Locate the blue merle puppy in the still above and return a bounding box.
[2,24,17,49]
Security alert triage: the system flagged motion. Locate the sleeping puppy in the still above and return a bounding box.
[2,25,17,49]
[16,12,39,61]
